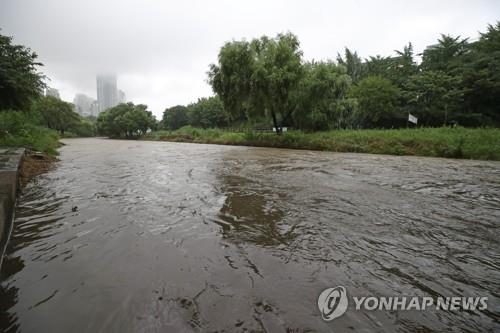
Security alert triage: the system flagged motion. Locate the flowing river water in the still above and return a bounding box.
[1,138,499,332]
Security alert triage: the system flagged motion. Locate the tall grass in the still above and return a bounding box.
[0,111,61,155]
[143,126,500,161]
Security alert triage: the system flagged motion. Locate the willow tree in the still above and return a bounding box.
[292,61,355,130]
[208,32,303,134]
[208,40,254,124]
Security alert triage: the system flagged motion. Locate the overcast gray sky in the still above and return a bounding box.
[1,0,499,118]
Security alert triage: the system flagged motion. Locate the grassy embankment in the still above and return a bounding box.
[0,111,61,155]
[144,126,500,161]
[1,112,60,184]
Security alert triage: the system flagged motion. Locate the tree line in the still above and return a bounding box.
[161,96,229,130]
[2,22,499,141]
[0,31,157,140]
[0,32,97,141]
[162,22,500,134]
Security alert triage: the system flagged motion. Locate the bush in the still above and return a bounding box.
[0,110,31,136]
[0,110,60,154]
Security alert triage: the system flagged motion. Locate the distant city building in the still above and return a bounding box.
[90,101,99,116]
[74,75,125,116]
[118,90,126,104]
[45,87,60,99]
[74,93,98,117]
[96,74,118,113]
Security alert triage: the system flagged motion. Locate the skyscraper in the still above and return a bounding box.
[73,93,98,116]
[118,89,126,104]
[96,74,118,113]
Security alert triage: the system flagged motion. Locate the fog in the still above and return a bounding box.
[1,0,498,118]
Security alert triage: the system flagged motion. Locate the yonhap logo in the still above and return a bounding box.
[317,286,488,322]
[318,286,348,321]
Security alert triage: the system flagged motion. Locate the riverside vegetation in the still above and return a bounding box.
[2,23,500,160]
[139,22,500,160]
[0,33,96,155]
[144,126,500,161]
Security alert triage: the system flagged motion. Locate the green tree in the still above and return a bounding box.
[97,103,156,138]
[253,33,304,134]
[0,33,46,111]
[421,34,469,72]
[404,71,464,126]
[390,43,418,86]
[459,22,500,125]
[162,105,190,130]
[336,48,365,84]
[33,96,80,134]
[208,40,255,123]
[365,55,393,78]
[188,96,229,128]
[351,76,403,128]
[209,32,304,134]
[364,44,418,87]
[292,61,355,130]
[69,118,96,137]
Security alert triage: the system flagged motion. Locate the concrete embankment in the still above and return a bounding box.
[0,148,24,268]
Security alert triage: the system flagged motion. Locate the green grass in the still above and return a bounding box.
[0,126,61,155]
[143,126,500,161]
[0,111,61,155]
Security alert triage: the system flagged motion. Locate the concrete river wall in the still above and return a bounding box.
[0,148,24,268]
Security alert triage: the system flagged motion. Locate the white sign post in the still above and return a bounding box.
[408,114,418,126]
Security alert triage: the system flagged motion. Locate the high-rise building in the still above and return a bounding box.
[90,101,99,116]
[118,90,126,104]
[96,74,118,113]
[45,87,60,99]
[74,93,98,116]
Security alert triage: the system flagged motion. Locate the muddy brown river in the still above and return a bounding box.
[1,138,499,332]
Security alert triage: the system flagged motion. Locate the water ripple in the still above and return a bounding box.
[0,139,499,332]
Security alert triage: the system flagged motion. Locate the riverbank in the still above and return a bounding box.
[0,126,61,156]
[0,148,24,268]
[0,149,56,268]
[19,151,58,188]
[143,126,500,161]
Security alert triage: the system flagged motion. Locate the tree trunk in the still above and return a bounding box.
[270,110,282,135]
[444,104,448,126]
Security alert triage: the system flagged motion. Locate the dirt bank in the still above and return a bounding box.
[19,151,58,188]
